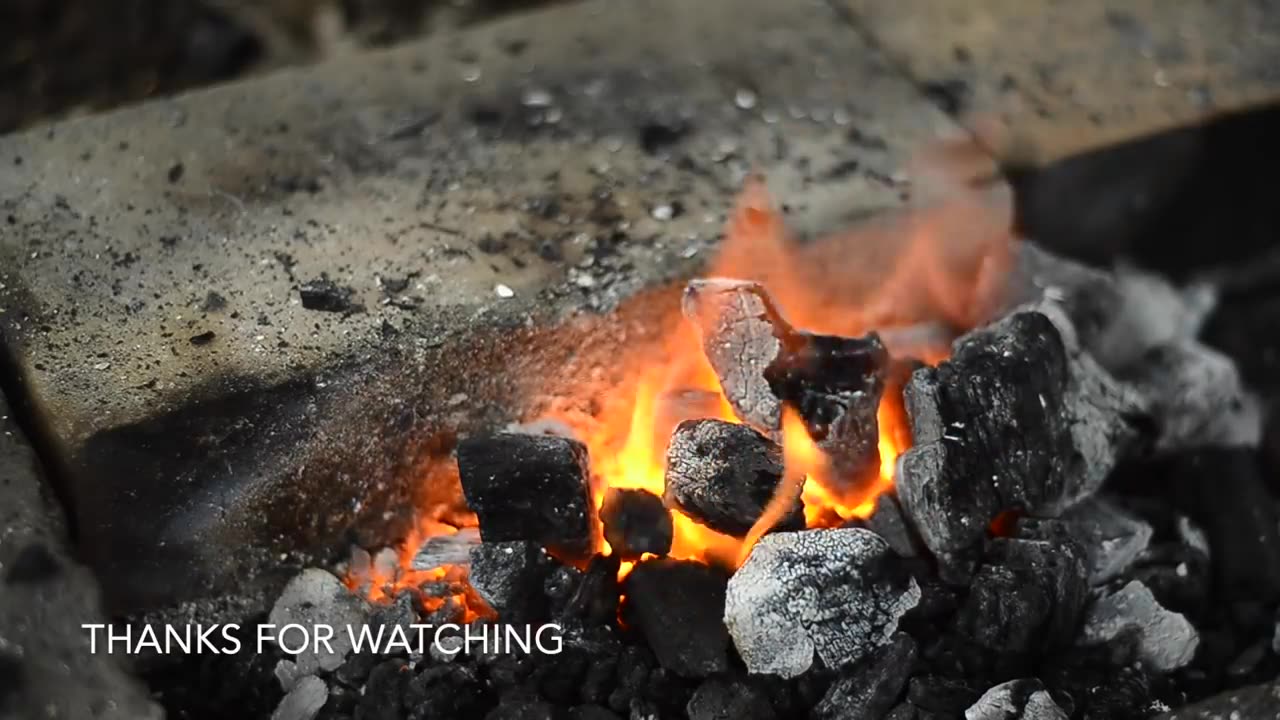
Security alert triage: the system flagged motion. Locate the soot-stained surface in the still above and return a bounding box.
[0,0,958,612]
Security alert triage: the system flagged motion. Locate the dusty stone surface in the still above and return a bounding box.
[0,391,162,719]
[0,0,958,612]
[841,0,1280,165]
[724,528,920,678]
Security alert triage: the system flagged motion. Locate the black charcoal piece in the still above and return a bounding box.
[812,632,916,720]
[686,677,777,720]
[299,277,358,312]
[861,493,924,558]
[487,691,555,720]
[560,554,621,627]
[468,541,550,622]
[663,419,801,537]
[410,527,480,570]
[600,488,672,559]
[764,328,889,491]
[1079,580,1199,672]
[269,569,370,675]
[1162,448,1280,602]
[898,307,1142,563]
[965,679,1068,720]
[682,278,889,496]
[405,665,484,720]
[623,558,731,678]
[725,528,920,678]
[957,534,1087,655]
[270,675,326,720]
[907,676,980,716]
[357,659,410,720]
[1026,497,1152,585]
[457,433,597,557]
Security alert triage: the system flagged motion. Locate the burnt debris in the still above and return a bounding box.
[663,419,802,537]
[812,632,917,720]
[724,528,921,677]
[457,433,597,558]
[298,277,360,313]
[623,559,732,678]
[600,488,673,560]
[468,541,551,622]
[682,278,890,497]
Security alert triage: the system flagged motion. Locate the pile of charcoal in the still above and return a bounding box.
[251,240,1280,720]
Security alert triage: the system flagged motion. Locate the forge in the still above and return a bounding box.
[4,1,1280,720]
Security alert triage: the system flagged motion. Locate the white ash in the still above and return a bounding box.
[1119,338,1259,450]
[411,528,481,570]
[965,680,1068,720]
[271,675,327,720]
[1056,497,1153,584]
[1079,580,1199,672]
[724,528,920,678]
[268,569,371,676]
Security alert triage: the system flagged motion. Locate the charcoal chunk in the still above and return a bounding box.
[357,659,410,720]
[686,677,777,720]
[299,277,358,312]
[468,541,550,621]
[965,679,1068,720]
[271,675,326,720]
[681,278,788,430]
[664,419,801,537]
[269,569,370,675]
[411,527,480,570]
[1119,339,1258,449]
[1149,678,1280,720]
[458,433,597,557]
[561,554,622,627]
[907,676,980,715]
[623,559,731,678]
[898,307,1142,563]
[813,632,917,720]
[764,329,889,491]
[681,278,889,497]
[601,488,672,559]
[406,665,484,720]
[725,528,921,677]
[957,534,1087,655]
[1079,580,1199,672]
[861,493,925,558]
[1026,497,1152,585]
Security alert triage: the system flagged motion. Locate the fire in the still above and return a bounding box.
[355,150,1009,603]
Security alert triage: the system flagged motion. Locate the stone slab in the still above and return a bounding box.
[841,0,1280,164]
[0,0,958,611]
[0,391,161,719]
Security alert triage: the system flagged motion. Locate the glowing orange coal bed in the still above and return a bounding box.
[347,156,1014,614]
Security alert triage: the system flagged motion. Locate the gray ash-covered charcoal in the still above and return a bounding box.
[681,278,789,430]
[468,541,551,622]
[965,679,1068,720]
[269,569,371,676]
[1119,338,1258,449]
[271,675,327,720]
[686,677,778,720]
[600,488,673,559]
[812,632,916,720]
[1079,580,1199,672]
[957,533,1087,655]
[457,433,597,558]
[623,558,731,678]
[1024,497,1152,585]
[411,527,481,570]
[898,306,1143,564]
[725,528,920,678]
[682,278,890,496]
[664,419,802,537]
